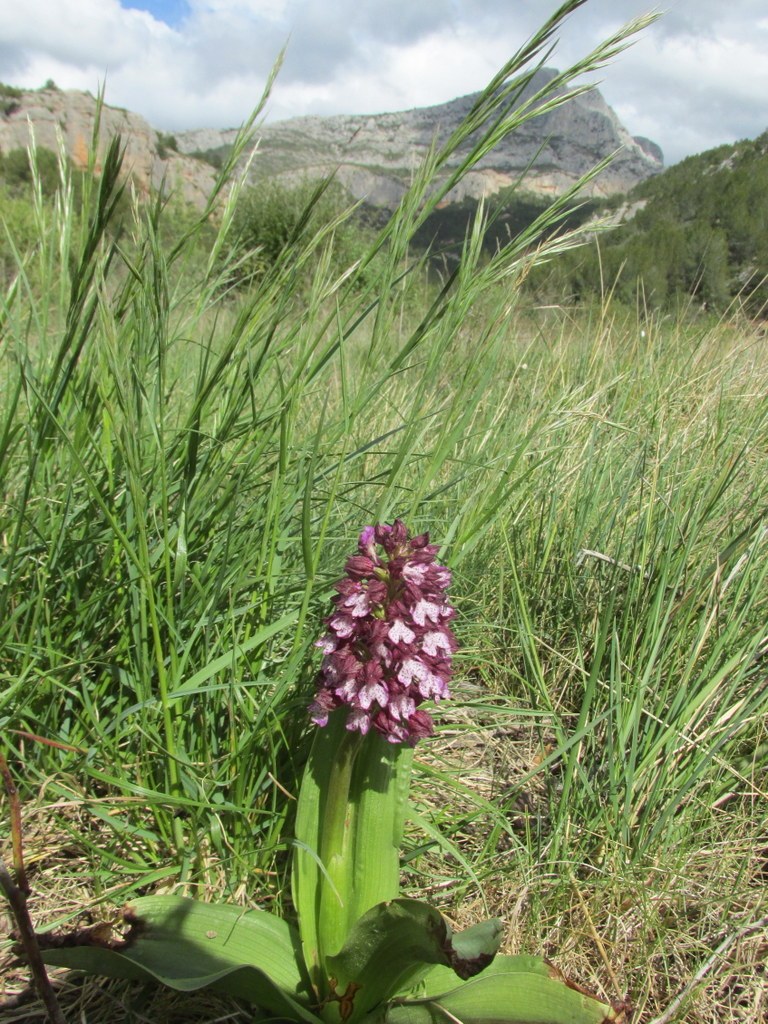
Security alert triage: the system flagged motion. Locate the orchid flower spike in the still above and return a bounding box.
[310,521,456,745]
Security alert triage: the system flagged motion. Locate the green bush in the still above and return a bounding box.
[0,146,61,196]
[0,81,22,115]
[189,145,229,169]
[0,185,39,285]
[156,131,179,159]
[229,176,370,285]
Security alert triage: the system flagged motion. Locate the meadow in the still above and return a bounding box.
[1,8,767,1022]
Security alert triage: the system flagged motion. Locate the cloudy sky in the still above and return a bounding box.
[1,1,766,165]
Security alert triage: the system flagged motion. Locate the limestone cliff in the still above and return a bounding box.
[1,72,662,211]
[177,69,663,205]
[0,86,215,207]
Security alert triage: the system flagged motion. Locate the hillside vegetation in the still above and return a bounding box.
[400,131,768,317]
[4,86,765,318]
[544,131,768,312]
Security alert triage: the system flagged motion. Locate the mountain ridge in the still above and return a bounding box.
[0,82,217,207]
[0,72,663,210]
[177,69,663,206]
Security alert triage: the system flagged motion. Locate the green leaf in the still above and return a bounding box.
[346,729,414,939]
[382,955,622,1024]
[40,895,319,1021]
[412,954,555,996]
[293,712,413,999]
[324,898,503,1023]
[168,607,301,699]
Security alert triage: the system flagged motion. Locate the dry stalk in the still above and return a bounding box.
[0,753,66,1024]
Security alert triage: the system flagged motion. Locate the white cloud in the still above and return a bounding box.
[3,0,173,69]
[590,19,768,160]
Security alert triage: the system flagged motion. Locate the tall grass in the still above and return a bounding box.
[406,311,768,1020]
[464,313,768,861]
[1,8,766,1018]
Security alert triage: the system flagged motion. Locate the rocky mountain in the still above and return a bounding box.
[0,71,662,211]
[176,69,663,206]
[0,84,216,207]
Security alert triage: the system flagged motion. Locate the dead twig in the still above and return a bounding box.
[0,753,67,1024]
[0,752,29,894]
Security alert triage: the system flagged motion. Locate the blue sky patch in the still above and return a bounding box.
[122,1,188,28]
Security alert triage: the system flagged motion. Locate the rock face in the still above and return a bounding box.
[177,69,663,205]
[0,86,216,207]
[1,72,662,211]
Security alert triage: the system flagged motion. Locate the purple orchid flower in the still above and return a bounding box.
[310,520,456,745]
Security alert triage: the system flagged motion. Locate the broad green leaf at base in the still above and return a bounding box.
[382,956,624,1024]
[40,895,319,1022]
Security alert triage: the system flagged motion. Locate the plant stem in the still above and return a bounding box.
[317,729,363,970]
[0,862,67,1024]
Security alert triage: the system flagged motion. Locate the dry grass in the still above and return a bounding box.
[407,698,768,1023]
[0,801,261,1023]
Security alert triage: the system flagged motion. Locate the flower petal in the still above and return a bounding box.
[389,619,415,644]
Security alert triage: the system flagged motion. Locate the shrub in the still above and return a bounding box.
[189,145,229,169]
[156,131,179,159]
[229,176,369,285]
[0,146,60,196]
[0,81,22,116]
